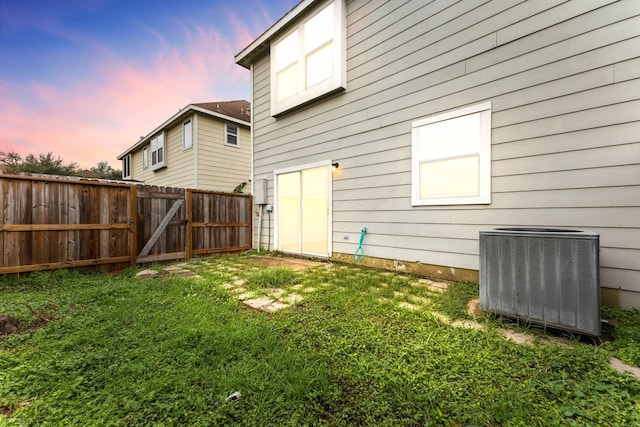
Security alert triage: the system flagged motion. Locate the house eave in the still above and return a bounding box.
[235,0,321,69]
[117,105,251,160]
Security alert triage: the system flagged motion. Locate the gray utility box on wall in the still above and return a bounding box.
[479,228,600,336]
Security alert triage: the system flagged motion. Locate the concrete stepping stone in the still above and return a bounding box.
[398,301,419,311]
[450,319,485,331]
[262,301,291,313]
[267,289,285,298]
[282,293,304,304]
[237,292,256,301]
[243,297,274,310]
[428,282,449,292]
[136,269,159,277]
[409,295,431,305]
[609,358,640,380]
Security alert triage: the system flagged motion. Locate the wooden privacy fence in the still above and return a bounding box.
[0,174,252,274]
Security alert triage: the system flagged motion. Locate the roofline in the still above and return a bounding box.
[235,0,321,69]
[117,104,251,160]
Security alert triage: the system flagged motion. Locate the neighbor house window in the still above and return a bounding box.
[411,102,492,205]
[142,147,148,169]
[183,119,192,149]
[122,155,131,179]
[150,132,165,170]
[225,124,238,146]
[270,0,346,116]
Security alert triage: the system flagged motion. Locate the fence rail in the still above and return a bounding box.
[0,173,252,274]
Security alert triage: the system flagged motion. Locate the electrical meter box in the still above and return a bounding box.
[254,179,267,205]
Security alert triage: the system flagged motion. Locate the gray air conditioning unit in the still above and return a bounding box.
[479,228,600,336]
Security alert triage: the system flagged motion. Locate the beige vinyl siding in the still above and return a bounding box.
[197,114,251,193]
[250,0,640,306]
[131,117,195,188]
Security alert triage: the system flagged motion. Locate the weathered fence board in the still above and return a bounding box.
[0,174,133,273]
[0,173,252,274]
[136,186,187,264]
[190,190,252,257]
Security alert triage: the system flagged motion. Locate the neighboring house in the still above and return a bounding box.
[117,100,251,193]
[236,0,640,308]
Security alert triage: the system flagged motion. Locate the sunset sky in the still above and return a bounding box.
[0,0,296,169]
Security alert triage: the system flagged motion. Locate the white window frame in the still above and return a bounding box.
[183,119,193,150]
[411,102,492,206]
[270,0,346,116]
[225,124,239,147]
[122,155,131,179]
[150,132,165,170]
[142,147,148,169]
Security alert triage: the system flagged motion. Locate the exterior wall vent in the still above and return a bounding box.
[479,228,600,336]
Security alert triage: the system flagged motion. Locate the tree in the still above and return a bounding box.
[23,152,78,175]
[0,151,23,172]
[1,151,122,180]
[90,161,122,180]
[0,151,78,176]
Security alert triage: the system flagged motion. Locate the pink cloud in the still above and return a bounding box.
[0,23,250,169]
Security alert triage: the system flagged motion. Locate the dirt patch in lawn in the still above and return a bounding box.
[0,304,59,340]
[1,401,31,418]
[250,256,326,271]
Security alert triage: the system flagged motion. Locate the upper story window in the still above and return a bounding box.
[122,155,131,179]
[183,119,193,149]
[142,147,148,169]
[150,132,165,170]
[225,124,238,146]
[270,0,346,116]
[411,102,492,206]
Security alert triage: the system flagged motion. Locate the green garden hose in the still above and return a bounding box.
[354,227,367,262]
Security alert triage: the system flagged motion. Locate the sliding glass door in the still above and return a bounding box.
[276,164,330,256]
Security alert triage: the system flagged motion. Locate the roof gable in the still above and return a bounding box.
[118,100,250,159]
[193,100,250,122]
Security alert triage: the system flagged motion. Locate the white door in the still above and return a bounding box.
[276,164,330,256]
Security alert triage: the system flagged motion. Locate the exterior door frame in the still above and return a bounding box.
[273,160,333,257]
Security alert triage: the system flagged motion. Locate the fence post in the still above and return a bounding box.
[130,184,138,267]
[185,189,193,260]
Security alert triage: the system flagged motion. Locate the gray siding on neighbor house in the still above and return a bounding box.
[251,0,640,306]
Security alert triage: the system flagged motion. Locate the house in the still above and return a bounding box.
[235,0,640,308]
[117,100,251,193]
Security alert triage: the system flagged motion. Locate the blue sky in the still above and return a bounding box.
[0,0,297,168]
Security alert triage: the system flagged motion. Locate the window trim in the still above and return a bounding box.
[150,132,165,171]
[183,118,193,150]
[225,124,239,147]
[269,0,346,117]
[142,147,148,169]
[122,154,131,179]
[411,102,492,206]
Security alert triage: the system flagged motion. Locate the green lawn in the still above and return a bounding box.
[1,253,639,426]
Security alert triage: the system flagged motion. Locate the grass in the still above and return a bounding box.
[0,253,639,426]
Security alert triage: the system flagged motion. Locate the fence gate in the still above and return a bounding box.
[136,186,187,264]
[136,185,252,264]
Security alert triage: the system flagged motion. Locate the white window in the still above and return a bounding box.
[225,124,238,146]
[122,155,131,179]
[183,119,192,149]
[142,147,148,169]
[270,0,346,116]
[411,102,492,206]
[150,133,165,170]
